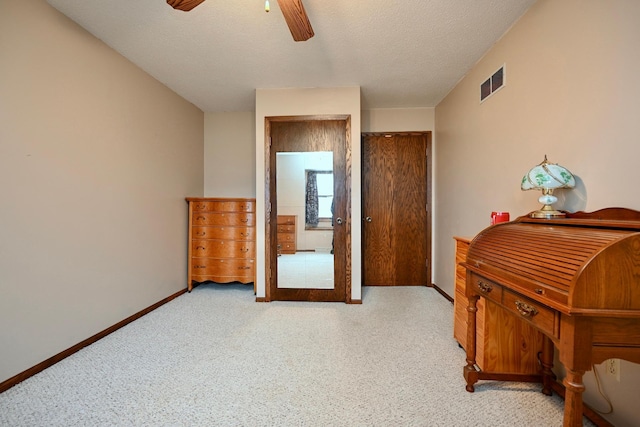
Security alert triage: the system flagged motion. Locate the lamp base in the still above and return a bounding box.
[529,209,566,219]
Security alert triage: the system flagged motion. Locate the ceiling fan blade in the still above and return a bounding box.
[166,0,206,12]
[277,0,314,42]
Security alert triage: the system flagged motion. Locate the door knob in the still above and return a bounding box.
[336,217,343,224]
[365,216,372,222]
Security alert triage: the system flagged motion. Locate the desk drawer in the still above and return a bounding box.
[503,289,559,338]
[468,273,503,305]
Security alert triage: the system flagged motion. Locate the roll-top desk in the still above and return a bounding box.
[186,197,256,291]
[462,208,640,427]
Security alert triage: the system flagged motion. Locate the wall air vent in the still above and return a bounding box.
[480,65,505,102]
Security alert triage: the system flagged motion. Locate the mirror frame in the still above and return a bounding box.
[264,115,352,302]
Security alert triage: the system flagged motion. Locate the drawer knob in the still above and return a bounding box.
[241,218,249,223]
[196,246,206,250]
[196,216,205,220]
[515,300,538,317]
[196,231,206,237]
[239,266,251,270]
[240,248,249,253]
[194,265,206,269]
[477,280,493,293]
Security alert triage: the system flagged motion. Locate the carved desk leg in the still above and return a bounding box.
[463,294,480,392]
[563,369,586,427]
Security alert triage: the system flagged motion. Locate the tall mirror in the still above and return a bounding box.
[276,152,334,289]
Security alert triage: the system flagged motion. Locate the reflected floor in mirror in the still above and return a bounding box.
[278,252,333,289]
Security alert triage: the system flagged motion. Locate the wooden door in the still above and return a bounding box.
[361,132,431,286]
[266,117,351,302]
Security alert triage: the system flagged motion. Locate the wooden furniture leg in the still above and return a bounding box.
[464,295,480,392]
[540,336,554,396]
[563,369,586,427]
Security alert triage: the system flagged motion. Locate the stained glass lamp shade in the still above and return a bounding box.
[521,155,575,218]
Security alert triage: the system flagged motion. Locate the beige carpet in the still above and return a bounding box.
[0,285,593,426]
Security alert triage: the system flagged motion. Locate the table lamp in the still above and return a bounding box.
[521,155,575,218]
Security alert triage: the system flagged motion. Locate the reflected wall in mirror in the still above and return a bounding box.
[276,152,334,290]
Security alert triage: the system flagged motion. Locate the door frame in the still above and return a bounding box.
[361,131,432,285]
[265,115,352,302]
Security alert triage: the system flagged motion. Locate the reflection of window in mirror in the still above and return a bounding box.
[305,170,333,230]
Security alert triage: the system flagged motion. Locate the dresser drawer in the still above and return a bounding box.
[277,224,295,233]
[192,240,255,258]
[468,273,503,305]
[191,274,254,284]
[192,212,255,226]
[279,242,296,253]
[191,258,255,276]
[503,289,560,338]
[277,215,296,225]
[192,226,253,241]
[192,201,255,213]
[277,232,295,242]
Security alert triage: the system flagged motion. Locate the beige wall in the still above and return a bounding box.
[204,112,255,197]
[362,107,435,133]
[0,1,204,384]
[434,1,640,425]
[204,107,434,198]
[255,87,361,300]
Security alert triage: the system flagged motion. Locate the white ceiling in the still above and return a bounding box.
[46,0,536,112]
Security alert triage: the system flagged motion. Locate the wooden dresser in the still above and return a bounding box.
[453,237,473,348]
[462,208,640,427]
[453,236,544,374]
[186,198,256,291]
[277,215,297,255]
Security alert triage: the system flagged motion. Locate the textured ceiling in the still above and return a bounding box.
[46,0,536,112]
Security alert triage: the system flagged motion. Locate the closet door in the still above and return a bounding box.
[361,132,431,286]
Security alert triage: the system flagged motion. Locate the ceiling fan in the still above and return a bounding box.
[166,0,314,42]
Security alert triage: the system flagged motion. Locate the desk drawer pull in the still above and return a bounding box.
[477,280,493,293]
[515,300,539,317]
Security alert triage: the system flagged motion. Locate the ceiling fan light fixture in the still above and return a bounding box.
[265,0,270,12]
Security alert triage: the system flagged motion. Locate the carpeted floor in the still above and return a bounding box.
[0,285,593,426]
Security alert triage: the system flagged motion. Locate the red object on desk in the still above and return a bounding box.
[491,211,510,225]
